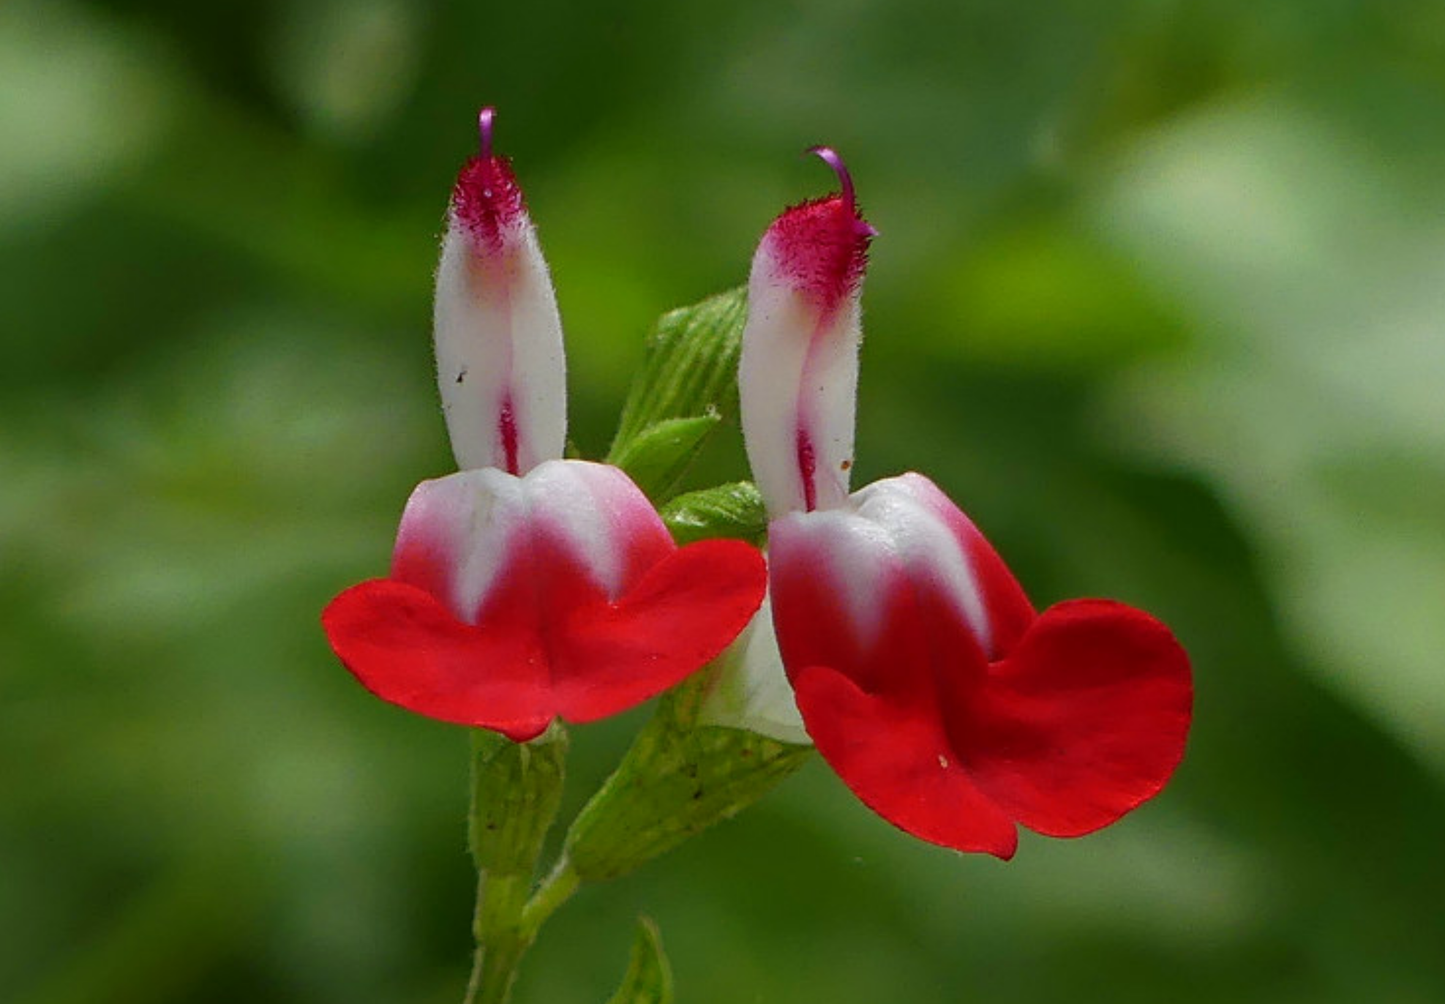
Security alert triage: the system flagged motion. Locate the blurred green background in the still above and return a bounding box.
[6,0,1445,1001]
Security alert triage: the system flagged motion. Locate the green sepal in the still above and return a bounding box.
[561,677,812,883]
[608,413,722,502]
[603,917,674,1004]
[659,481,768,546]
[469,724,569,877]
[608,287,747,469]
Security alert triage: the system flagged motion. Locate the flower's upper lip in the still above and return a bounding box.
[435,106,566,475]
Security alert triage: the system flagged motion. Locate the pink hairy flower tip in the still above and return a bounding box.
[766,146,877,316]
[451,106,525,253]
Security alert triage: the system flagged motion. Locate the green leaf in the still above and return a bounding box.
[562,678,812,883]
[659,481,768,545]
[469,725,569,877]
[603,918,674,1004]
[608,413,722,502]
[608,287,747,465]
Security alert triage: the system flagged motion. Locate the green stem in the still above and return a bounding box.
[464,873,531,1004]
[461,856,582,1004]
[521,858,581,934]
[461,727,570,1004]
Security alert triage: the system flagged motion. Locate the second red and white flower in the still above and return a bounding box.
[731,149,1192,858]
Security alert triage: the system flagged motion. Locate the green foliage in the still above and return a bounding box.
[606,413,721,503]
[470,727,569,878]
[602,287,749,503]
[603,919,673,1004]
[607,290,747,458]
[659,482,768,545]
[564,678,813,883]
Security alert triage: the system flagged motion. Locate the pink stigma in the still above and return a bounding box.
[807,145,879,238]
[478,107,497,158]
[807,146,855,209]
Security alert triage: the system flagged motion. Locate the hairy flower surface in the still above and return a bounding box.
[737,151,1192,858]
[323,110,766,741]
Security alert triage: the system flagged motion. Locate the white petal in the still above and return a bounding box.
[767,475,994,654]
[391,466,528,622]
[697,592,812,745]
[852,475,995,655]
[389,460,674,622]
[519,459,673,601]
[768,504,899,648]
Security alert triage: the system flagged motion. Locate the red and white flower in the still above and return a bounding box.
[735,150,1192,858]
[323,110,766,742]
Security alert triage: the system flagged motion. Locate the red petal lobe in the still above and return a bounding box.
[794,664,1019,858]
[322,579,553,741]
[552,539,768,723]
[950,599,1193,838]
[323,538,767,739]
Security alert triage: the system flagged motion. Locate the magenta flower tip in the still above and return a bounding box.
[478,106,497,158]
[807,145,855,209]
[451,108,524,254]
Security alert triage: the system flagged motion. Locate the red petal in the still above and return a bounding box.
[772,503,1190,852]
[323,538,767,739]
[773,542,1018,855]
[794,663,1019,858]
[322,578,553,741]
[550,538,769,723]
[948,599,1193,838]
